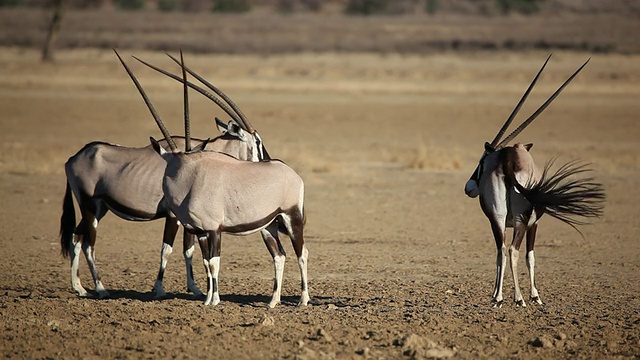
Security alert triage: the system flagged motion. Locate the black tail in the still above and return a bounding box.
[515,158,605,233]
[59,181,76,258]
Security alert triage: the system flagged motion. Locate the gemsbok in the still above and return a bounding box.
[464,55,605,307]
[59,50,268,299]
[118,51,309,307]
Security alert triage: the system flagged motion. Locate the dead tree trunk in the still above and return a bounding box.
[42,0,64,62]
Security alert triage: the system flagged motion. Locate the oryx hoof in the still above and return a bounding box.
[530,296,543,305]
[153,289,167,300]
[96,290,110,299]
[515,299,527,308]
[491,299,504,308]
[297,294,310,307]
[203,295,220,306]
[268,299,280,309]
[74,288,89,298]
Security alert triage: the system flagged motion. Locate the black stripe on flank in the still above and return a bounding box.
[101,196,165,221]
[220,208,281,234]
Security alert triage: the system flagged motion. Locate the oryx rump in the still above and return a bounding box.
[464,55,605,307]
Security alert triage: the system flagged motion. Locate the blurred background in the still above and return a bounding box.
[0,0,639,59]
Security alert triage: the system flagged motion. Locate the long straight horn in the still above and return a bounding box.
[490,54,552,148]
[164,52,255,133]
[180,50,191,152]
[131,56,245,130]
[498,58,590,148]
[113,49,177,152]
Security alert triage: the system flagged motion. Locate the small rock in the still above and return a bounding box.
[317,328,333,343]
[47,320,60,329]
[326,304,338,310]
[355,347,369,356]
[556,332,567,340]
[531,336,554,348]
[564,340,578,349]
[426,347,456,358]
[445,289,454,295]
[40,198,50,204]
[259,314,275,326]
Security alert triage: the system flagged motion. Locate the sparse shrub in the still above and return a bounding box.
[0,0,24,7]
[114,0,144,10]
[345,0,388,15]
[346,0,417,15]
[277,0,294,13]
[158,0,178,11]
[300,0,320,12]
[212,0,250,13]
[68,0,106,9]
[494,0,546,14]
[425,0,437,14]
[181,0,208,11]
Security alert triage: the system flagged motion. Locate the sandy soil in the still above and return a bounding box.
[0,48,639,359]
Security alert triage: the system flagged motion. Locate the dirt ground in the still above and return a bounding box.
[0,48,639,359]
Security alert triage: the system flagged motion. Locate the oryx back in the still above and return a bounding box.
[163,152,303,235]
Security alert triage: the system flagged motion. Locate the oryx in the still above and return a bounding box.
[59,50,268,299]
[118,51,309,308]
[464,55,605,307]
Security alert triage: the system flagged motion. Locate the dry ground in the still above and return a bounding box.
[0,48,639,359]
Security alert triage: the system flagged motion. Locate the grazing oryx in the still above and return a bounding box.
[464,55,605,308]
[118,52,309,308]
[59,50,268,299]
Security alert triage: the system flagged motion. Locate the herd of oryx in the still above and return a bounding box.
[59,51,605,309]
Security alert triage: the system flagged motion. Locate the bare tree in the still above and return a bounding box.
[42,0,64,62]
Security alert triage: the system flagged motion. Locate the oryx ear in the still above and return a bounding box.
[484,142,495,153]
[150,137,167,156]
[226,120,247,141]
[215,117,228,133]
[191,138,211,152]
[524,143,533,151]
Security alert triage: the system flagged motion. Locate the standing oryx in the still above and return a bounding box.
[118,51,308,307]
[59,50,268,299]
[120,52,309,307]
[464,55,605,308]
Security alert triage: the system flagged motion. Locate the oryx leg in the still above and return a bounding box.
[281,210,309,307]
[198,231,221,306]
[183,230,203,297]
[526,223,543,305]
[509,220,528,307]
[70,223,88,297]
[489,219,507,308]
[153,217,179,299]
[79,203,109,299]
[261,221,286,308]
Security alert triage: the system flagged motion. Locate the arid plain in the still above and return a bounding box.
[0,37,639,359]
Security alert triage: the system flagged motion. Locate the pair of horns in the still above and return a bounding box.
[133,53,255,134]
[490,54,590,149]
[115,49,253,153]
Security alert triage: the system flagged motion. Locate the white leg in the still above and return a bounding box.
[70,236,88,297]
[184,244,203,297]
[202,257,220,306]
[493,244,507,307]
[269,255,286,308]
[526,250,543,304]
[297,246,310,306]
[509,245,526,307]
[153,243,172,299]
[82,243,109,299]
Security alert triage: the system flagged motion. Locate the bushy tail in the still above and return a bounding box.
[515,159,605,232]
[59,181,76,258]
